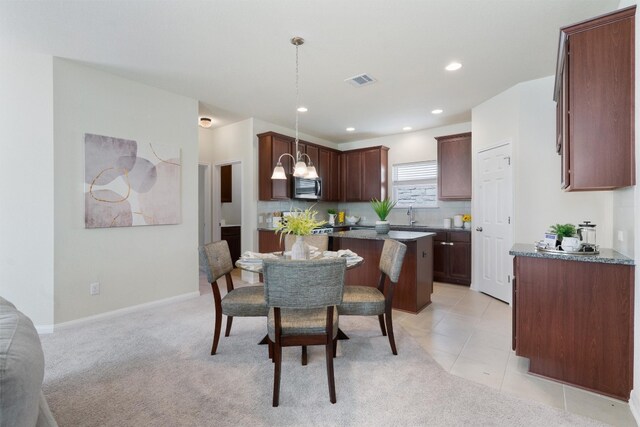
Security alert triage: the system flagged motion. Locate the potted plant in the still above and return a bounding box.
[370,197,396,234]
[327,208,337,226]
[549,223,577,247]
[275,207,326,259]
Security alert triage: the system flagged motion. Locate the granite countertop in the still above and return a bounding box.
[509,243,634,266]
[330,229,434,242]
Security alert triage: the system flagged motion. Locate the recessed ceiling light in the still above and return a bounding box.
[403,126,412,131]
[346,127,355,132]
[445,62,462,71]
[199,117,213,128]
[431,109,443,114]
[297,106,308,112]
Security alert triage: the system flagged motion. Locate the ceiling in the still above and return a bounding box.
[0,0,620,143]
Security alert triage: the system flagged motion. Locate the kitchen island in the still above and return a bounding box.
[330,229,434,313]
[509,243,634,400]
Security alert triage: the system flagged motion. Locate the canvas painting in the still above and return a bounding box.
[84,133,181,228]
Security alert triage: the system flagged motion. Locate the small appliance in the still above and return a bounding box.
[292,177,322,200]
[577,221,597,249]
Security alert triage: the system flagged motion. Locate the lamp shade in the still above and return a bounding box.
[271,163,287,180]
[305,165,318,179]
[293,161,308,177]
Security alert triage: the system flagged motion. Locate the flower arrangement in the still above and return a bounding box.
[370,197,397,221]
[275,207,326,239]
[462,214,471,223]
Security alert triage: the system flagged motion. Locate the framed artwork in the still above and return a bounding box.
[84,133,181,228]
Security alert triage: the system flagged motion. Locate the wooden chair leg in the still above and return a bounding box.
[268,340,273,360]
[273,342,282,407]
[384,310,398,355]
[224,316,233,337]
[301,345,308,366]
[378,314,387,336]
[211,285,223,355]
[333,338,337,358]
[325,341,337,404]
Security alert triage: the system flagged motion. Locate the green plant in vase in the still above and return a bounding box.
[370,197,396,234]
[275,207,326,259]
[549,223,577,241]
[327,208,337,226]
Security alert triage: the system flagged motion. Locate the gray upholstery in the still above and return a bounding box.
[338,239,407,316]
[263,258,346,340]
[339,286,385,315]
[201,241,234,283]
[284,234,329,251]
[0,297,58,427]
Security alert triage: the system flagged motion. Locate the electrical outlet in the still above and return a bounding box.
[90,282,100,295]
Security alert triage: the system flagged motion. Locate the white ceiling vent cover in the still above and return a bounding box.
[345,73,377,87]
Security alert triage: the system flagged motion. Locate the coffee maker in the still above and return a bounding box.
[577,221,597,251]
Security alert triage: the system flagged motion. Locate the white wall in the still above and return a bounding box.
[53,59,199,323]
[472,76,613,248]
[0,49,55,327]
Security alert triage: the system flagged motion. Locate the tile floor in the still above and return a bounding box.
[204,270,636,426]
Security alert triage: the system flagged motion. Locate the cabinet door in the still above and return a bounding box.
[448,242,471,284]
[258,230,283,253]
[437,133,472,200]
[362,148,382,201]
[271,136,292,199]
[220,164,232,203]
[563,8,635,190]
[221,226,241,263]
[342,151,363,201]
[432,242,448,282]
[329,150,340,201]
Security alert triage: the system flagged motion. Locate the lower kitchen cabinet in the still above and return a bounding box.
[221,226,241,263]
[433,230,471,285]
[258,230,283,253]
[513,255,634,400]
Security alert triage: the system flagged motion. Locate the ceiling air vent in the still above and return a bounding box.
[345,73,377,87]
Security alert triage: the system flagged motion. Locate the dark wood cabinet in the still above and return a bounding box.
[221,226,241,263]
[220,164,232,203]
[436,133,471,200]
[554,6,635,191]
[432,230,471,285]
[258,230,284,253]
[258,132,292,200]
[513,255,634,400]
[258,131,341,201]
[339,146,389,202]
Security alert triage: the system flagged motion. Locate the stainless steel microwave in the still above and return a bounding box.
[292,177,322,200]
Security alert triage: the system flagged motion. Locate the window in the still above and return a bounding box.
[392,161,438,208]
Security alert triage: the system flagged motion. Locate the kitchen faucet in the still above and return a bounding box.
[407,205,417,226]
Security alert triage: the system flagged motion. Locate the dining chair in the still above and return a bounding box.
[262,258,346,407]
[283,234,329,251]
[338,239,407,355]
[200,240,268,355]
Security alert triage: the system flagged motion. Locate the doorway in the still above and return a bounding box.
[473,142,514,303]
[215,161,242,263]
[198,163,212,246]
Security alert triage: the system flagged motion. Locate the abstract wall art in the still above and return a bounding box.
[84,133,181,228]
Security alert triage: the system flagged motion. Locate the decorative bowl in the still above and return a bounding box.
[345,215,360,225]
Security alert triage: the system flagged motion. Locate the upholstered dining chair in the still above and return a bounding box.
[200,240,268,355]
[283,234,329,252]
[262,258,346,407]
[338,239,407,355]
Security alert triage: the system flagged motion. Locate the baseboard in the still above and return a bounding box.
[36,324,55,334]
[630,389,640,424]
[46,291,200,332]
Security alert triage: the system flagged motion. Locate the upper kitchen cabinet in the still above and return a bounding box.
[436,133,471,200]
[554,6,636,191]
[258,131,341,201]
[340,146,389,202]
[258,132,292,200]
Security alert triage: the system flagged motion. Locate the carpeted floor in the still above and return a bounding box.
[40,294,606,426]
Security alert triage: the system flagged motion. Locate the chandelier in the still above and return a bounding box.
[271,36,318,180]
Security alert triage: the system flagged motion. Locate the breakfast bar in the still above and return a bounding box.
[330,229,434,313]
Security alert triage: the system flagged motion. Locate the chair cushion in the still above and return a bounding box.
[221,286,268,317]
[268,307,338,341]
[338,286,385,316]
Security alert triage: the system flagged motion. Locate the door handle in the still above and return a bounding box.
[476,227,483,232]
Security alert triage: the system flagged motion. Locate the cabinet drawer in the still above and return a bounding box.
[449,231,471,243]
[432,231,447,242]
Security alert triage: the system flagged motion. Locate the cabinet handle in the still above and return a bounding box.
[476,227,483,232]
[440,242,448,245]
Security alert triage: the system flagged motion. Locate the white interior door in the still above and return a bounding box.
[475,143,513,303]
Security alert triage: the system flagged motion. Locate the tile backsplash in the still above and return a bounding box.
[257,200,471,228]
